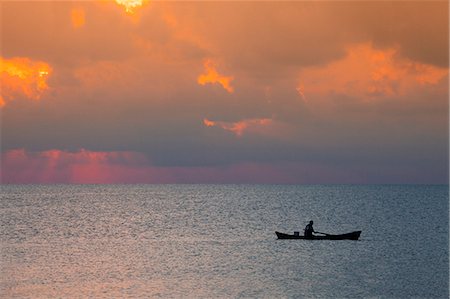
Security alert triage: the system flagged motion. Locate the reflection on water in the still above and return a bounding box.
[1,185,448,298]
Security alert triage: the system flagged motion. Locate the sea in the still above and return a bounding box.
[1,184,448,298]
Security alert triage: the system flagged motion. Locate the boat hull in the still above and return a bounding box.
[275,231,361,240]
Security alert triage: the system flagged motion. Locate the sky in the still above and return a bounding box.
[0,1,448,184]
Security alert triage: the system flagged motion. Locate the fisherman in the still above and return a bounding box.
[304,220,315,238]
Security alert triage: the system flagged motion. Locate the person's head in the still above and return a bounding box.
[309,220,313,225]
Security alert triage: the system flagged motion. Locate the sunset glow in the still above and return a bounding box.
[0,57,51,106]
[198,59,234,93]
[1,4,449,299]
[1,1,448,184]
[1,149,150,184]
[298,43,448,101]
[114,0,146,14]
[71,8,86,28]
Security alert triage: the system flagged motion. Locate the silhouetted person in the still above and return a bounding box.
[304,220,315,238]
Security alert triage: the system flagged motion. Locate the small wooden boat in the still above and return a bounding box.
[275,230,361,240]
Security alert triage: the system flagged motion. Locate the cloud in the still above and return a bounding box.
[2,149,445,184]
[115,0,148,14]
[203,118,215,127]
[0,57,52,107]
[71,8,86,29]
[1,2,137,67]
[0,148,293,184]
[334,1,449,68]
[296,84,307,102]
[298,42,448,102]
[162,1,448,83]
[203,118,273,137]
[198,59,234,93]
[0,148,298,184]
[0,2,447,184]
[1,149,151,184]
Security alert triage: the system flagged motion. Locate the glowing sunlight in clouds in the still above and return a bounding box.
[1,2,448,185]
[71,8,85,28]
[115,0,146,14]
[298,43,448,101]
[0,57,51,107]
[198,59,234,93]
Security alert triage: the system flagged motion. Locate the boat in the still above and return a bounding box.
[275,230,361,240]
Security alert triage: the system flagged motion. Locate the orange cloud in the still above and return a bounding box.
[0,57,51,107]
[114,0,147,14]
[198,59,234,93]
[414,63,449,86]
[203,118,215,127]
[71,8,85,28]
[298,42,448,101]
[203,118,272,137]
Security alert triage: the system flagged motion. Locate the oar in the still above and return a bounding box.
[315,231,331,236]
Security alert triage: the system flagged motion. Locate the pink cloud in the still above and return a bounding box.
[2,148,297,184]
[1,149,439,184]
[1,149,158,184]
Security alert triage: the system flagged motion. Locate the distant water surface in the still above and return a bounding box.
[1,184,448,298]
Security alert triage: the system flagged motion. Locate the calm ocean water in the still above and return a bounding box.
[1,184,448,298]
